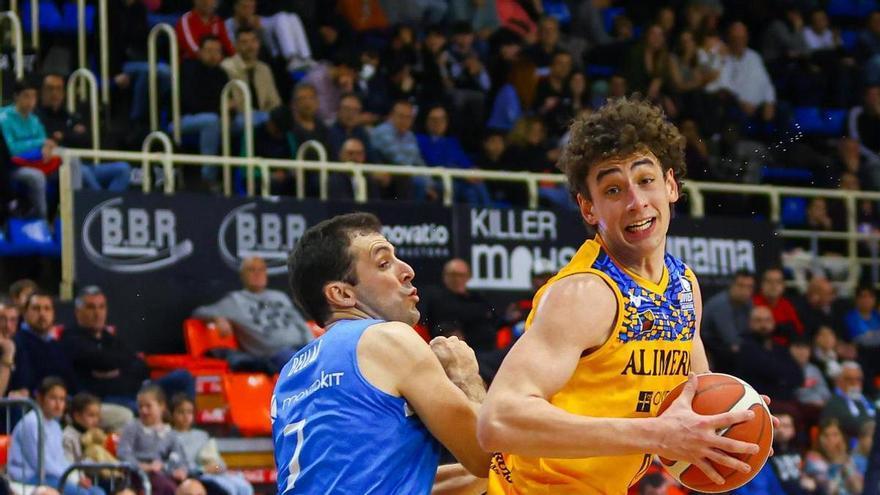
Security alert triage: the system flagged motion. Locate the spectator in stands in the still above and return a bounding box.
[118,385,188,495]
[476,131,526,206]
[224,0,313,72]
[754,267,805,345]
[62,393,118,466]
[370,100,426,195]
[179,35,229,187]
[792,338,832,409]
[835,137,880,192]
[170,395,253,495]
[329,138,408,201]
[288,83,329,157]
[736,305,804,403]
[714,22,776,125]
[176,0,234,59]
[814,325,844,382]
[176,480,206,495]
[854,86,880,158]
[623,24,672,111]
[845,285,880,393]
[803,10,840,53]
[220,27,280,129]
[668,31,713,121]
[0,300,16,397]
[449,0,499,35]
[416,105,492,205]
[0,79,60,220]
[327,94,373,161]
[761,7,808,65]
[1,300,19,338]
[866,417,880,495]
[37,74,131,192]
[701,269,754,373]
[418,258,498,352]
[447,22,491,92]
[526,16,583,72]
[9,377,104,495]
[9,278,37,314]
[798,276,843,339]
[770,411,819,493]
[9,292,76,395]
[192,256,313,373]
[821,361,876,438]
[533,51,574,138]
[855,421,875,475]
[61,286,194,414]
[107,0,157,126]
[805,418,864,494]
[302,58,359,126]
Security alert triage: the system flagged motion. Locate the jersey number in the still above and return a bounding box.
[283,419,307,492]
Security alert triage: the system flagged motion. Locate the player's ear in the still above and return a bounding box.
[665,168,680,203]
[577,193,598,226]
[324,281,356,310]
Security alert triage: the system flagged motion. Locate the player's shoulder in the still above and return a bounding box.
[360,321,433,364]
[543,272,618,306]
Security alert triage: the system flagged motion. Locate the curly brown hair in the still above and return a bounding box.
[557,96,686,200]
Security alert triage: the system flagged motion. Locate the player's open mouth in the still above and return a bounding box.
[625,218,655,232]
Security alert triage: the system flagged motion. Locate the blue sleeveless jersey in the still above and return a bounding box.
[271,318,442,494]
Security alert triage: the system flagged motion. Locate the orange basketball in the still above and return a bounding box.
[656,373,774,493]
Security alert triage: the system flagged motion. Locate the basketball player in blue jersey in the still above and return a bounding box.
[478,97,777,494]
[272,212,490,495]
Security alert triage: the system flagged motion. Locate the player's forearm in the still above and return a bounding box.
[450,373,487,403]
[478,395,666,458]
[431,463,488,495]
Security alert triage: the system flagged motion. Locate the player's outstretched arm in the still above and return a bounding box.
[476,274,757,481]
[431,464,488,495]
[358,322,491,477]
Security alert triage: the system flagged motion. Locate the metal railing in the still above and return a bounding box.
[220,79,254,197]
[0,398,45,487]
[59,463,150,495]
[55,147,880,298]
[147,23,180,144]
[66,68,100,156]
[140,131,175,194]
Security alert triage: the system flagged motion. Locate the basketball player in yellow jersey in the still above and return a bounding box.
[478,97,771,494]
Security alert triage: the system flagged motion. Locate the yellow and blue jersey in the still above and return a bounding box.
[487,236,697,494]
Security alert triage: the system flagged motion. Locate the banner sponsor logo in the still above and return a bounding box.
[82,197,193,273]
[666,236,756,275]
[381,223,451,259]
[218,203,307,275]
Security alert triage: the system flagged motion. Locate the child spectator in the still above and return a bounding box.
[169,395,252,495]
[8,377,105,495]
[117,386,187,495]
[62,393,119,465]
[805,418,864,494]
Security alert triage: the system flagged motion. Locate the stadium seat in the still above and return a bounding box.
[601,7,625,33]
[542,0,571,25]
[827,0,859,17]
[0,434,8,468]
[793,106,824,134]
[412,323,430,343]
[222,373,274,437]
[822,109,847,135]
[841,30,858,52]
[184,318,239,357]
[781,197,808,227]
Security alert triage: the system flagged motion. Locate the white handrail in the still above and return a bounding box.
[294,140,328,199]
[29,0,37,50]
[98,0,108,105]
[66,68,100,158]
[220,79,254,197]
[140,131,175,194]
[147,23,180,144]
[0,10,24,80]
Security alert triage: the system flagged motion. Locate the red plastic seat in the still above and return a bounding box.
[222,373,274,437]
[0,435,9,468]
[184,319,239,357]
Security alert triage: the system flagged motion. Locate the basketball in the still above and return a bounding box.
[656,373,774,493]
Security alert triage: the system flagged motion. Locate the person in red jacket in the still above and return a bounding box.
[753,266,805,346]
[175,0,234,59]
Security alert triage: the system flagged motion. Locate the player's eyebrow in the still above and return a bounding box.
[595,158,655,183]
[370,244,393,258]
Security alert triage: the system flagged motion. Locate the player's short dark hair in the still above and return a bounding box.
[70,392,100,414]
[557,96,686,200]
[199,34,222,49]
[288,213,383,326]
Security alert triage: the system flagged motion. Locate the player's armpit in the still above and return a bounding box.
[431,464,488,495]
[689,273,710,374]
[358,323,491,477]
[477,273,625,456]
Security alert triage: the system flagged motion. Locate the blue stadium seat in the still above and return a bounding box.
[0,218,54,256]
[841,30,858,52]
[792,106,824,134]
[858,0,879,16]
[781,197,808,227]
[21,1,95,34]
[601,7,625,34]
[147,13,181,28]
[822,109,847,136]
[827,0,859,17]
[542,0,571,26]
[586,65,616,77]
[762,166,814,185]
